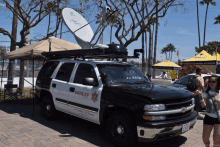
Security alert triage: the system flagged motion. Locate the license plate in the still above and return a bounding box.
[182,122,190,133]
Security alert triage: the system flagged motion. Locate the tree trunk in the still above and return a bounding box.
[196,0,201,48]
[141,1,145,74]
[145,31,148,72]
[148,27,152,75]
[142,29,145,74]
[110,25,112,44]
[153,2,158,78]
[8,0,19,91]
[55,0,60,37]
[60,19,63,39]
[171,52,172,61]
[19,59,24,93]
[203,3,209,46]
[169,52,170,61]
[47,12,51,35]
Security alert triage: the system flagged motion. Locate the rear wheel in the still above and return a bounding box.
[41,95,56,119]
[106,112,137,147]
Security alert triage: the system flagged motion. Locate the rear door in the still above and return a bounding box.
[50,62,76,113]
[68,63,103,124]
[36,61,59,98]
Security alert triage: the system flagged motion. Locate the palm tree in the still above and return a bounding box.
[161,47,167,60]
[167,43,176,61]
[200,0,216,46]
[162,43,176,61]
[153,0,159,78]
[196,0,201,49]
[214,14,220,24]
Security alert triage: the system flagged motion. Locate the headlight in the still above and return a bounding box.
[143,115,166,121]
[192,98,195,105]
[144,104,165,111]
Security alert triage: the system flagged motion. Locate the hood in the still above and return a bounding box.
[109,83,192,101]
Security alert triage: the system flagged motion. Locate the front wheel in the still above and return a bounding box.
[106,112,137,147]
[41,96,56,119]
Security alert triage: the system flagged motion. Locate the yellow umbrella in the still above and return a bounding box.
[181,50,219,64]
[152,60,182,69]
[212,53,220,60]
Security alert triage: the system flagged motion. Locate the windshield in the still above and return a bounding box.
[97,64,150,84]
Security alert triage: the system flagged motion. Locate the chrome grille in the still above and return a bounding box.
[166,110,192,120]
[166,99,193,110]
[165,98,193,120]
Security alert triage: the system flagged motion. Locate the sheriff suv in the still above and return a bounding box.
[35,47,197,147]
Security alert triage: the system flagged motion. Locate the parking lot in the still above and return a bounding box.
[0,99,213,147]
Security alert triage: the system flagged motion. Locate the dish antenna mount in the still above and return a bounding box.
[62,7,116,49]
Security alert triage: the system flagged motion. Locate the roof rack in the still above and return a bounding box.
[42,44,143,61]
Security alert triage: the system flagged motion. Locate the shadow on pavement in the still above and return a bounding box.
[0,99,188,147]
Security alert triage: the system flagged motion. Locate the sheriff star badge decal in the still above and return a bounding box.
[91,91,98,103]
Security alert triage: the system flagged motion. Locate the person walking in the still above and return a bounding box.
[147,73,151,82]
[159,71,167,79]
[192,68,205,119]
[200,75,220,147]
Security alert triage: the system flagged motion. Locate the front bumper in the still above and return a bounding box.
[137,111,197,142]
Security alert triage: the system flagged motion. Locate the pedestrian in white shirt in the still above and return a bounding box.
[160,71,167,79]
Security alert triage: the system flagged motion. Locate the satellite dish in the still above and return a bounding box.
[62,8,94,49]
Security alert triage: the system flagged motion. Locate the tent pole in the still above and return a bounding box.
[32,57,35,117]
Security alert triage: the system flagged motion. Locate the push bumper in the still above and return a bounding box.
[136,111,197,142]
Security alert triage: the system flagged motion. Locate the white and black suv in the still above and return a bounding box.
[35,45,197,147]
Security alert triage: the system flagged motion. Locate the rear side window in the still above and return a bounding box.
[55,63,75,82]
[38,61,59,78]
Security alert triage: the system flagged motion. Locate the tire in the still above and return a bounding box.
[41,95,56,119]
[106,112,137,147]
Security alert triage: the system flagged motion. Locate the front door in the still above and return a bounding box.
[50,62,76,113]
[68,63,102,124]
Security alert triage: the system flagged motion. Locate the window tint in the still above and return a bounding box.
[55,63,75,82]
[175,75,192,85]
[38,61,59,78]
[74,63,98,85]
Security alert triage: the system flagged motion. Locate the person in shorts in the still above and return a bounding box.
[192,68,205,119]
[200,75,220,147]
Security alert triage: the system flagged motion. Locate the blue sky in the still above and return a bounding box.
[0,1,220,64]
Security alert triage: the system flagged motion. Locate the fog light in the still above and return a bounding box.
[143,115,166,121]
[140,130,144,136]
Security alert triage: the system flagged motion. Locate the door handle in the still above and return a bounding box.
[69,87,75,92]
[52,83,56,88]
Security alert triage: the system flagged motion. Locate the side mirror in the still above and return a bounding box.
[83,77,98,87]
[146,74,151,78]
[101,73,107,79]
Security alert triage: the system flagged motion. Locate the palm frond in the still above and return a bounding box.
[199,1,205,5]
[214,15,220,24]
